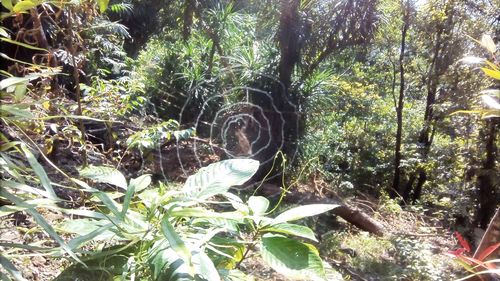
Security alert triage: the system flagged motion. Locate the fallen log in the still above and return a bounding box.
[299,195,386,236]
[260,184,386,236]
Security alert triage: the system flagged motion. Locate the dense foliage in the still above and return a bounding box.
[1,0,499,280]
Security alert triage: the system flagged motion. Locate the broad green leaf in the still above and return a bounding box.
[79,165,128,190]
[97,0,110,13]
[207,237,245,269]
[192,217,239,232]
[67,223,115,249]
[0,254,27,281]
[148,239,192,281]
[14,83,27,101]
[272,204,339,224]
[261,223,318,242]
[248,196,269,216]
[260,235,326,280]
[192,250,220,281]
[129,174,151,193]
[170,207,245,222]
[0,104,34,119]
[183,159,259,200]
[59,219,119,243]
[160,215,192,270]
[224,192,250,214]
[12,0,36,12]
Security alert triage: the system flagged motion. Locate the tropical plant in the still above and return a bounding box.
[51,159,339,280]
[447,231,500,280]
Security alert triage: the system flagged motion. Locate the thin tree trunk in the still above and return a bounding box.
[68,9,87,166]
[403,0,455,202]
[278,0,301,93]
[182,0,195,41]
[475,120,499,229]
[390,0,410,198]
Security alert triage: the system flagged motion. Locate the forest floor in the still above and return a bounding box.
[0,189,461,281]
[0,139,462,280]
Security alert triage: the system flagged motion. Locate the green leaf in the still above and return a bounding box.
[192,250,220,281]
[273,204,339,224]
[59,219,119,243]
[170,207,245,222]
[12,0,36,12]
[0,27,9,37]
[160,215,193,270]
[260,235,326,280]
[148,239,192,281]
[20,143,58,200]
[0,37,47,52]
[183,159,259,200]
[261,223,318,242]
[481,68,500,80]
[79,165,128,190]
[97,0,109,13]
[129,174,151,193]
[0,254,27,281]
[0,190,81,264]
[120,175,150,219]
[71,178,122,218]
[248,196,269,216]
[67,223,115,249]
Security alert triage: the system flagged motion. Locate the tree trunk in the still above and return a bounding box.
[182,0,196,41]
[474,120,499,229]
[390,0,410,199]
[402,0,455,203]
[278,0,301,92]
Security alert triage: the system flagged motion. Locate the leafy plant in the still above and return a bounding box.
[43,159,339,280]
[125,120,195,152]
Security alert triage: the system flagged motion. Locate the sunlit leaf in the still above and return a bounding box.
[481,34,497,53]
[481,95,500,110]
[459,56,485,64]
[481,68,500,80]
[261,223,318,242]
[272,204,339,224]
[79,165,128,190]
[248,196,269,216]
[183,159,259,200]
[97,0,110,13]
[12,0,36,12]
[160,215,193,270]
[0,26,9,37]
